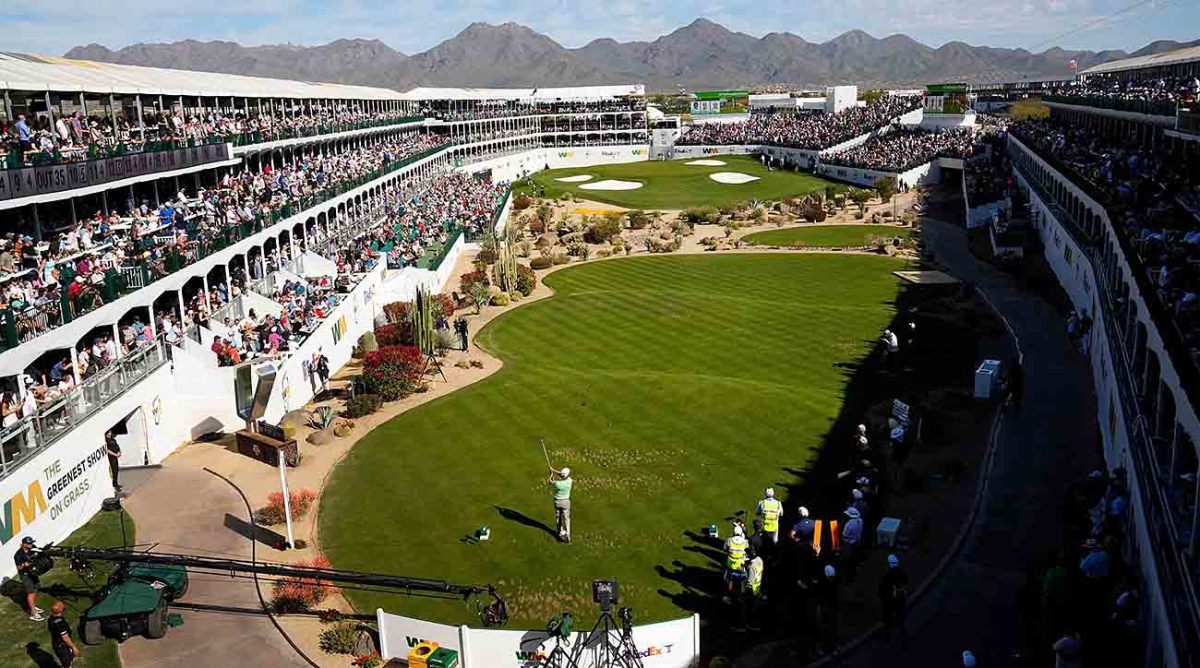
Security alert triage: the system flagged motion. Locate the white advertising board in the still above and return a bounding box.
[377,610,699,668]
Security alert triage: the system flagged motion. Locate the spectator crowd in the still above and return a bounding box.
[1,105,417,168]
[1012,116,1200,364]
[0,131,451,346]
[676,96,921,150]
[820,127,985,173]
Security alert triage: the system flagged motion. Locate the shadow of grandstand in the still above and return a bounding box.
[655,260,1010,660]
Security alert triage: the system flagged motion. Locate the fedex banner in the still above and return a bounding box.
[377,610,700,668]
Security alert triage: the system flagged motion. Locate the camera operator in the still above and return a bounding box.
[13,536,44,621]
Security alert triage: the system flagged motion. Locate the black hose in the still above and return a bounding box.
[204,467,322,668]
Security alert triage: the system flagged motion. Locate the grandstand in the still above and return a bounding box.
[0,57,651,563]
[960,43,1200,668]
[3,38,1198,668]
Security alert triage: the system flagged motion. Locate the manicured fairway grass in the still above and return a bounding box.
[320,254,903,627]
[0,510,134,668]
[519,155,837,209]
[743,224,914,248]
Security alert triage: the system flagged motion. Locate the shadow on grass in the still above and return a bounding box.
[655,268,1010,660]
[494,505,558,539]
[25,642,58,668]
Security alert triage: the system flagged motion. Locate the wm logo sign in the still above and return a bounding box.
[0,481,47,545]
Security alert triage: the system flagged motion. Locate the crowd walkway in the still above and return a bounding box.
[835,215,1101,666]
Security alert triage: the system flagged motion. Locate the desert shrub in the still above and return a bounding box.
[528,216,547,235]
[515,264,538,296]
[254,488,318,525]
[683,207,720,224]
[519,240,533,257]
[362,346,425,401]
[271,555,334,613]
[551,252,570,266]
[491,292,511,306]
[855,210,866,220]
[355,331,378,357]
[374,322,411,347]
[437,328,458,351]
[344,394,382,418]
[513,193,533,210]
[751,207,766,222]
[319,621,360,655]
[627,211,650,230]
[596,249,611,258]
[585,215,623,244]
[459,270,489,294]
[433,293,456,320]
[476,247,498,265]
[382,301,409,324]
[468,283,491,314]
[530,256,553,270]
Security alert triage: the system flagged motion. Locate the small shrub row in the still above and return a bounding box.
[343,394,382,418]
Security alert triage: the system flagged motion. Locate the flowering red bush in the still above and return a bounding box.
[459,270,489,294]
[253,488,317,525]
[271,555,335,613]
[362,345,425,401]
[374,322,411,347]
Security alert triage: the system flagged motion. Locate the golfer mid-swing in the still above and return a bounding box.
[549,466,573,543]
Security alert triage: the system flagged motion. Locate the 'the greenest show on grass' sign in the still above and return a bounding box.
[0,441,111,574]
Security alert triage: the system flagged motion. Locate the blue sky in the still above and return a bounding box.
[2,0,1196,55]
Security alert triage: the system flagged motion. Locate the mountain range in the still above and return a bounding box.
[64,19,1200,92]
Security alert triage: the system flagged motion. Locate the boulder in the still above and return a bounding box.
[306,428,336,446]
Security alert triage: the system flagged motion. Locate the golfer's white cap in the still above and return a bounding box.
[857,424,866,433]
[560,467,570,478]
[888,554,899,567]
[962,651,976,667]
[852,489,863,500]
[733,524,745,537]
[798,506,809,517]
[824,564,836,578]
[765,487,775,498]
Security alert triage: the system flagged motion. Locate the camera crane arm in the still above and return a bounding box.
[36,544,506,618]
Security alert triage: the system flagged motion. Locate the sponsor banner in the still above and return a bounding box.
[0,436,113,576]
[378,610,698,668]
[0,142,232,202]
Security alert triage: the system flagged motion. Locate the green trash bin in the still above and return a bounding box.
[428,647,460,668]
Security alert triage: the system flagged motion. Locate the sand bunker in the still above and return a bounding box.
[556,175,594,183]
[685,159,727,166]
[579,179,644,191]
[709,172,761,184]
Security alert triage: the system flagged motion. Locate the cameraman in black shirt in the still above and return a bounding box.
[48,600,80,666]
[13,536,43,621]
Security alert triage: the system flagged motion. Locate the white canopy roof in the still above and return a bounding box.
[1079,45,1200,77]
[0,52,404,100]
[400,84,644,102]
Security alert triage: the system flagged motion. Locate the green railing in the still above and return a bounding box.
[229,116,424,147]
[0,143,449,352]
[422,228,464,270]
[3,134,227,169]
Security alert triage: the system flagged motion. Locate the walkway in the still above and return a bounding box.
[836,216,1102,666]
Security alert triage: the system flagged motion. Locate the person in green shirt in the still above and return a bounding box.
[548,466,573,543]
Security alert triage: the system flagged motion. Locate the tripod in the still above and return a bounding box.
[424,351,447,382]
[566,607,644,668]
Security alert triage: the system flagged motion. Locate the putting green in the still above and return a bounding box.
[744,224,914,248]
[518,156,838,209]
[320,254,903,627]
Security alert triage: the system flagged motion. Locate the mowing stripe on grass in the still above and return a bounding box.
[320,254,904,627]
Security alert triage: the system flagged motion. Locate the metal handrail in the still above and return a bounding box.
[0,340,168,481]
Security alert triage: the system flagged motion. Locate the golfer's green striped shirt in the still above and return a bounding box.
[552,478,572,501]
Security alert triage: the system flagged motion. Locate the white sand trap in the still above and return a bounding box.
[556,174,594,183]
[579,179,644,191]
[685,159,727,166]
[709,172,761,184]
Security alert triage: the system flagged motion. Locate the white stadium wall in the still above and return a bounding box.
[460,146,649,183]
[815,160,940,189]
